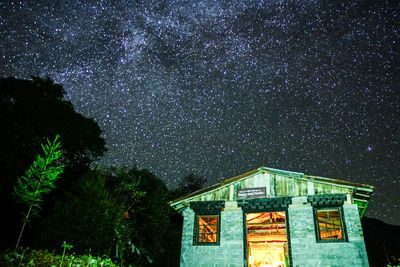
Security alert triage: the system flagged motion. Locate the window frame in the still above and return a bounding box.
[193,213,221,246]
[313,206,348,243]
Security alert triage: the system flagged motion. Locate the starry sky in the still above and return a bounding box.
[1,0,399,225]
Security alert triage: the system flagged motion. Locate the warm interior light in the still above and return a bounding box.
[246,212,289,267]
[198,215,218,243]
[317,209,343,240]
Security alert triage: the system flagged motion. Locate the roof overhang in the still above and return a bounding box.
[169,167,374,216]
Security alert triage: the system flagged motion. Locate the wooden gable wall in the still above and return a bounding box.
[186,171,351,202]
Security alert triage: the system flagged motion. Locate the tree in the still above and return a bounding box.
[34,170,123,255]
[0,77,106,249]
[13,135,64,251]
[33,167,182,266]
[177,173,207,196]
[125,168,175,266]
[0,77,106,170]
[106,168,146,266]
[33,168,145,260]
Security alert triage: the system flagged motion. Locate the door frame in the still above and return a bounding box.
[242,208,292,267]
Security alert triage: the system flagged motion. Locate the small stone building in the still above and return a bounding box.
[170,167,374,267]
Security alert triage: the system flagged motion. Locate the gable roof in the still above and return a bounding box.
[170,167,374,218]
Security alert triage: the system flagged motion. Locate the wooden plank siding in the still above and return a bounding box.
[180,172,353,203]
[170,167,374,219]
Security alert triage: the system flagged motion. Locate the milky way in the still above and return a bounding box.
[1,0,399,224]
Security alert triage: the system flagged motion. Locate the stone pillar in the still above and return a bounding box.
[288,197,318,266]
[219,201,244,267]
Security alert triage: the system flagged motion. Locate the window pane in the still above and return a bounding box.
[208,217,218,224]
[328,210,339,217]
[316,208,343,240]
[210,233,216,242]
[197,215,218,243]
[317,211,328,219]
[320,230,330,239]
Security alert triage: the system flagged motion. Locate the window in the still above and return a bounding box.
[315,208,345,242]
[194,215,219,245]
[190,201,224,245]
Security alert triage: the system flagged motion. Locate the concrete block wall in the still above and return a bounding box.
[289,202,369,267]
[180,203,244,267]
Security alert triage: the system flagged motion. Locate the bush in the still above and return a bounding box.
[0,248,120,267]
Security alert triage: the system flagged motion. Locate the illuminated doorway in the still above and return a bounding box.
[245,212,289,267]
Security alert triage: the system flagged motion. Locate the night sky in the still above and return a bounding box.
[1,0,399,225]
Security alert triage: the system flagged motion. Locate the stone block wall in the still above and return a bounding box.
[180,202,244,267]
[288,202,369,267]
[179,198,369,267]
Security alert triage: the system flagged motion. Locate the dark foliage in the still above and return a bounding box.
[31,168,182,266]
[32,170,120,255]
[125,168,181,266]
[0,77,106,250]
[362,217,400,266]
[0,248,119,267]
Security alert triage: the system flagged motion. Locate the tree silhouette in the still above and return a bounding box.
[178,173,207,195]
[0,77,106,249]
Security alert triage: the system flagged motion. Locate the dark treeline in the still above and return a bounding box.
[0,77,200,266]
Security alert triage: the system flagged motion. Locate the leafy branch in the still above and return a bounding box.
[14,135,64,251]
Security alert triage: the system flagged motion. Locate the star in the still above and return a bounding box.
[1,0,399,225]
